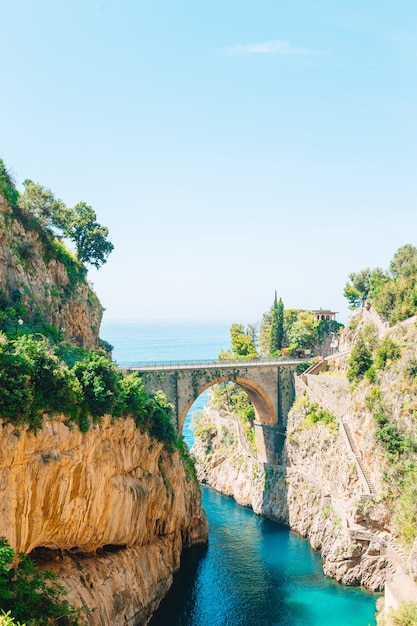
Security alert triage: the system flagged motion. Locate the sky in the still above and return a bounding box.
[1,0,416,326]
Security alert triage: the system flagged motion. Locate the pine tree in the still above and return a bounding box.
[269,293,284,355]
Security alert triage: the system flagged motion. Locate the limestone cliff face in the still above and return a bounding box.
[0,195,102,349]
[192,401,390,591]
[0,415,208,625]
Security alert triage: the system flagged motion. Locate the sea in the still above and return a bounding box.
[101,320,378,626]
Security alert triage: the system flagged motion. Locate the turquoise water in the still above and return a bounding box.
[149,488,377,626]
[101,321,378,626]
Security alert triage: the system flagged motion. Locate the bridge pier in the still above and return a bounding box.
[254,424,287,465]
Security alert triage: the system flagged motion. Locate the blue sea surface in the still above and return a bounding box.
[103,321,378,626]
[101,320,231,365]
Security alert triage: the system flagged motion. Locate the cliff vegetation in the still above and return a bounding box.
[0,158,111,349]
[0,160,207,625]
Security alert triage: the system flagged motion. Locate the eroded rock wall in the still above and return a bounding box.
[192,400,390,591]
[0,415,208,625]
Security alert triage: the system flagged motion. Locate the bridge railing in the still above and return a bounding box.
[119,357,307,370]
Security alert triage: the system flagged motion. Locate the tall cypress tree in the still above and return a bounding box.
[269,292,284,355]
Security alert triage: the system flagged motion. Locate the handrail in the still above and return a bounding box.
[120,357,309,370]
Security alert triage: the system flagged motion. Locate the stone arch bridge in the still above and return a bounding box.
[127,359,300,464]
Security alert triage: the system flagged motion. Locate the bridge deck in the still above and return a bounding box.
[123,358,306,371]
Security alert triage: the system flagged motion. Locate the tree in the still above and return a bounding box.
[286,311,319,351]
[18,180,67,230]
[390,244,417,279]
[63,202,114,268]
[219,323,258,360]
[343,268,372,309]
[230,323,257,358]
[269,293,284,355]
[346,338,373,382]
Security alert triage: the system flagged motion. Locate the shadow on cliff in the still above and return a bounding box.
[259,429,289,525]
[147,542,208,625]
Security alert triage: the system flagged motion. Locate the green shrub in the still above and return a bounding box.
[295,360,314,375]
[146,391,177,449]
[375,421,408,456]
[0,160,19,207]
[13,336,82,417]
[389,600,417,625]
[406,358,417,378]
[375,337,401,370]
[246,427,256,450]
[365,385,382,412]
[0,338,34,422]
[72,351,123,418]
[0,331,181,454]
[98,338,113,354]
[176,436,197,481]
[119,372,148,424]
[0,538,79,625]
[303,402,337,432]
[77,414,91,433]
[346,339,373,382]
[364,365,377,383]
[48,239,85,286]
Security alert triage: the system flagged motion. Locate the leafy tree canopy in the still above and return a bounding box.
[18,180,67,230]
[0,158,113,271]
[63,202,114,269]
[390,244,417,279]
[286,311,319,352]
[344,244,417,323]
[219,323,258,360]
[343,268,388,310]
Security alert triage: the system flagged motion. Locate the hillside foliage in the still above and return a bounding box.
[0,331,179,450]
[344,244,417,324]
[0,158,113,269]
[0,538,79,625]
[348,318,417,547]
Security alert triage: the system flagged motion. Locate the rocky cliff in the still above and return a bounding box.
[193,399,389,591]
[0,194,102,349]
[193,309,417,614]
[0,414,208,625]
[0,185,208,625]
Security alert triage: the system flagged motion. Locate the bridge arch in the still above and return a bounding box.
[178,375,277,434]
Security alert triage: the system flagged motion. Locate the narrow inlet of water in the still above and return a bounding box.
[150,486,377,626]
[150,394,378,626]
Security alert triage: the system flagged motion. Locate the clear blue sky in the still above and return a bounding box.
[1,1,416,326]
